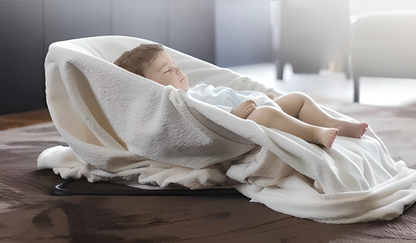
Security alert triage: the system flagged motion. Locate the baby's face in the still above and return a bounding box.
[143,50,189,91]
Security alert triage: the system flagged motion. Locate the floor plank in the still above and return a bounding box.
[0,109,51,131]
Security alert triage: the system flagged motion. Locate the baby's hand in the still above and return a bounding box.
[266,93,275,100]
[231,100,257,119]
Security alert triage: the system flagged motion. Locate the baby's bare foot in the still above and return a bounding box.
[336,121,368,138]
[314,127,339,148]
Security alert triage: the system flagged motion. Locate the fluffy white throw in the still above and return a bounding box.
[38,36,416,224]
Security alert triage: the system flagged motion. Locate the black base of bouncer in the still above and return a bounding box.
[52,178,240,196]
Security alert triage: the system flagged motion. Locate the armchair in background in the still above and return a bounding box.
[351,14,416,102]
[271,1,351,80]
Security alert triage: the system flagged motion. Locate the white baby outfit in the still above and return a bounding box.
[188,83,278,112]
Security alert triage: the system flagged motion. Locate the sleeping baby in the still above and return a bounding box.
[114,44,368,148]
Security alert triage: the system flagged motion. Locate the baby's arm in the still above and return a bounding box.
[231,100,257,119]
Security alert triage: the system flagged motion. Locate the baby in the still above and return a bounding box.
[114,44,368,148]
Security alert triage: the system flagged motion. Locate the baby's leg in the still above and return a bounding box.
[247,106,338,148]
[274,92,368,138]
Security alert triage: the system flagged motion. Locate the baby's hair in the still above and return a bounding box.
[114,43,164,77]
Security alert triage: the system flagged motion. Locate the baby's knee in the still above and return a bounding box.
[287,92,310,101]
[247,106,283,126]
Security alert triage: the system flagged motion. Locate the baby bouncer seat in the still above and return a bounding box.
[38,35,416,224]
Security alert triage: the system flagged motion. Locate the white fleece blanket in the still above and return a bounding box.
[38,36,416,224]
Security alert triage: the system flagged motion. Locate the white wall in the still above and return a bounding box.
[44,0,216,64]
[215,0,273,67]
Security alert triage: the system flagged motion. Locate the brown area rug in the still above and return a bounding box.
[0,103,416,242]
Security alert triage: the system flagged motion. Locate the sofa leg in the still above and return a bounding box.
[344,54,352,80]
[353,75,360,103]
[277,61,284,80]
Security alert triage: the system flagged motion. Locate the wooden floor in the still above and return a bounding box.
[0,109,51,131]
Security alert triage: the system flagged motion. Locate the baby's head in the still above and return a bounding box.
[114,44,189,91]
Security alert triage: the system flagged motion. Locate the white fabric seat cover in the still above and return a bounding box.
[38,35,416,224]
